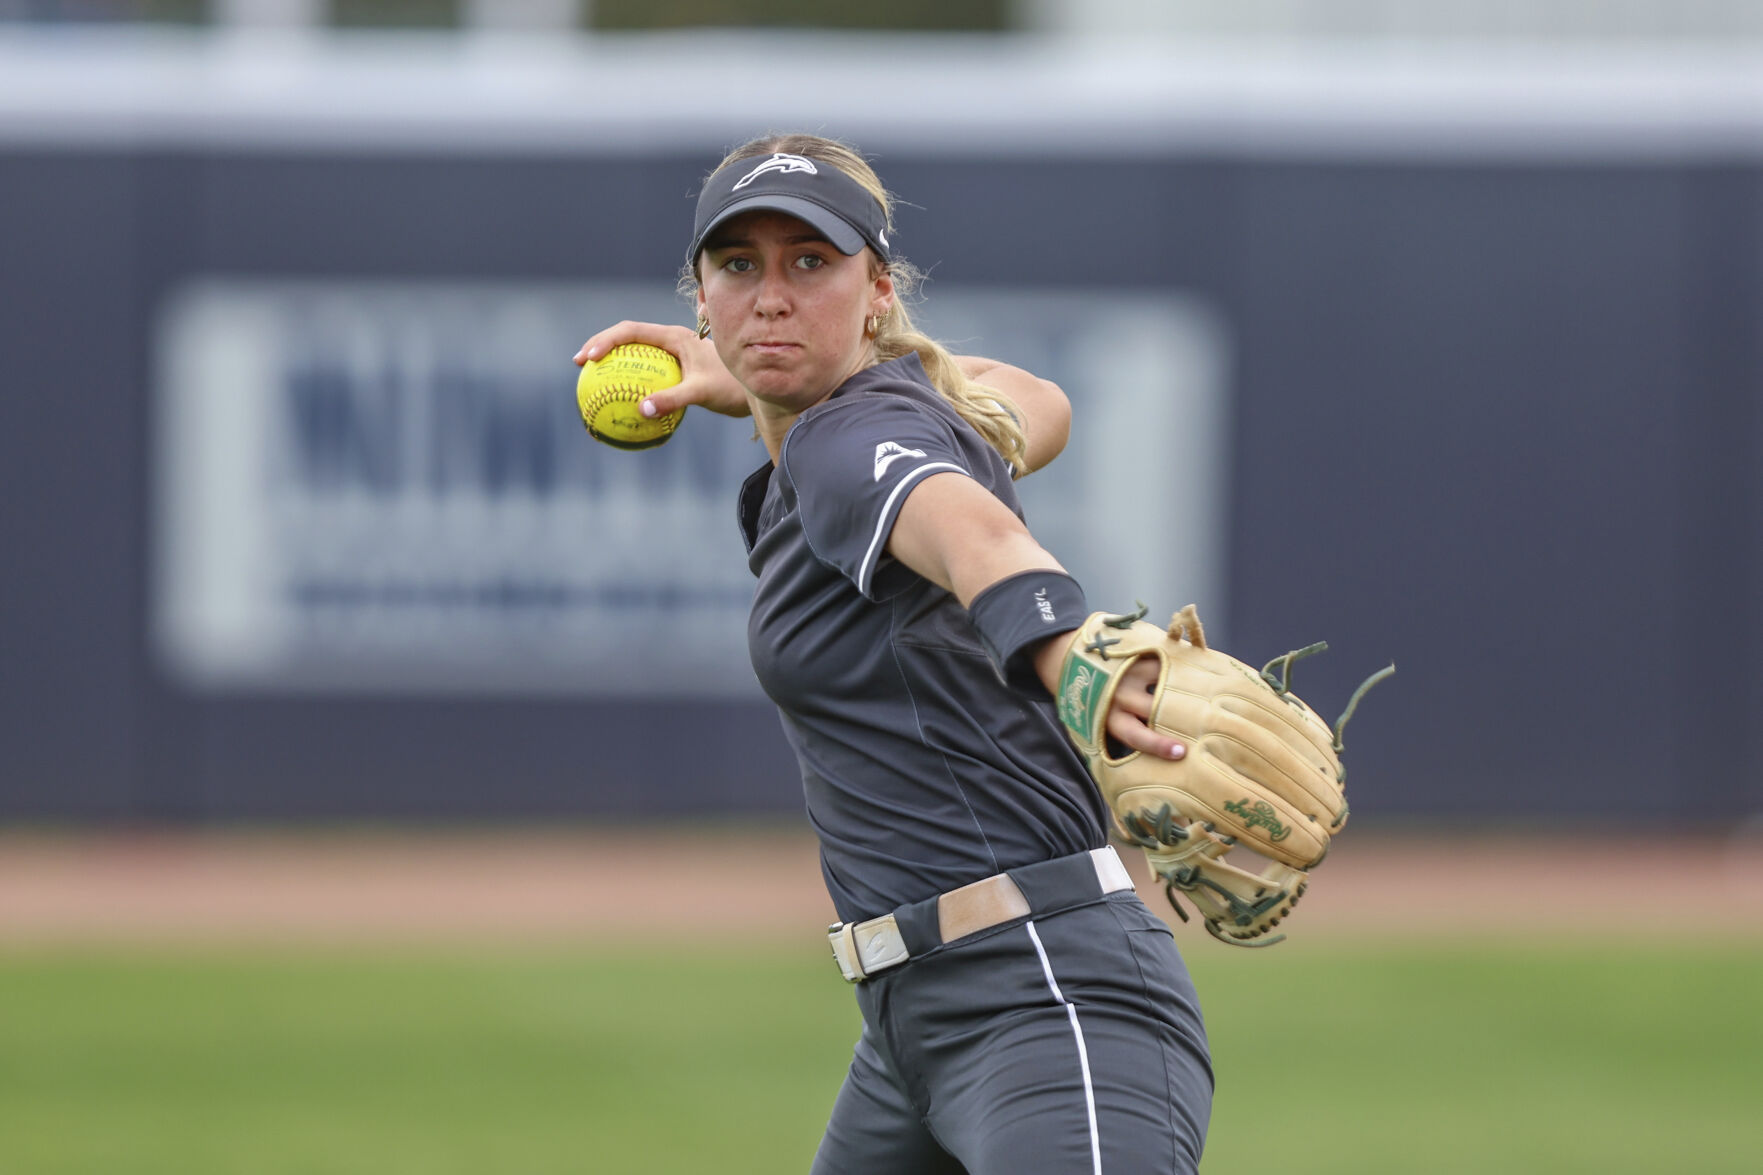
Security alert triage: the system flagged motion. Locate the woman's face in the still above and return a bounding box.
[696,210,894,414]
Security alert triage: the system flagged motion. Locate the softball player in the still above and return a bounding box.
[580,133,1211,1174]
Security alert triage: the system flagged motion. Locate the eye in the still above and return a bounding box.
[723,256,756,273]
[794,254,826,270]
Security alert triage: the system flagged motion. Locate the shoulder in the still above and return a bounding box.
[806,355,947,429]
[780,367,967,491]
[794,388,957,444]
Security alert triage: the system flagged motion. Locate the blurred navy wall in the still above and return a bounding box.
[3,145,1758,824]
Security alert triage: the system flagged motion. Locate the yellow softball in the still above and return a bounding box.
[575,343,685,450]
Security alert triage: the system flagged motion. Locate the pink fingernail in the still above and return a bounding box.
[640,399,657,418]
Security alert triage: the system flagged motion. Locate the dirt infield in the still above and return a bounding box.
[2,826,1760,946]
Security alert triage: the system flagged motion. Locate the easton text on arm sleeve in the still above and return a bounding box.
[967,570,1088,690]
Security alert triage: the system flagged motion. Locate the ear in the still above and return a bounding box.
[871,269,896,318]
[695,286,708,318]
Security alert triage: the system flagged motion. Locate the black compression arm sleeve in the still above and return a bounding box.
[967,570,1088,690]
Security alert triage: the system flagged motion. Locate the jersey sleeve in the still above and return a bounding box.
[779,394,974,598]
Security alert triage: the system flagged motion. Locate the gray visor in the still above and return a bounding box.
[689,152,891,264]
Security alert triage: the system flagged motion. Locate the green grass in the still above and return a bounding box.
[0,947,857,1174]
[1188,939,1763,1174]
[0,939,1757,1173]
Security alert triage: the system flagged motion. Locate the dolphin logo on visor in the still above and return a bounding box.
[733,153,819,190]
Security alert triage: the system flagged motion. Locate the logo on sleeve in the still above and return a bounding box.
[733,153,818,190]
[873,440,927,481]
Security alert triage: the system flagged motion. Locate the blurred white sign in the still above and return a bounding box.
[152,279,1229,696]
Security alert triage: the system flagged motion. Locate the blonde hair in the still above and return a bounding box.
[686,133,1030,478]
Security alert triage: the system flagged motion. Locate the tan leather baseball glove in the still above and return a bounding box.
[1056,604,1392,947]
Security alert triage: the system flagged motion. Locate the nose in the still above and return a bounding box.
[754,267,791,319]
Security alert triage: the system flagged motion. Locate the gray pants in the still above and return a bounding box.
[811,865,1212,1174]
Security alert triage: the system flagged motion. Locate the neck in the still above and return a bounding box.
[751,398,799,465]
[748,348,883,464]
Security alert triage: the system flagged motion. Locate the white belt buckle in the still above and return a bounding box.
[828,914,910,983]
[1090,845,1134,894]
[828,922,866,983]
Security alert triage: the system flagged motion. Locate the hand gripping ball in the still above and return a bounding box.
[576,343,685,450]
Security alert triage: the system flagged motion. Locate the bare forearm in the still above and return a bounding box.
[1031,629,1077,695]
[888,468,1185,762]
[888,472,1064,606]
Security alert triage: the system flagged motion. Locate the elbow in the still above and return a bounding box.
[1023,379,1072,473]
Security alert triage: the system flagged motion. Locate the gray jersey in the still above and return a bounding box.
[738,355,1109,924]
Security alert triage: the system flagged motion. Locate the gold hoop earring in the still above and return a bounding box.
[866,313,885,337]
[696,316,711,340]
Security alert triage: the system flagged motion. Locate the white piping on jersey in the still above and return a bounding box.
[857,461,966,595]
[1026,920,1103,1175]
